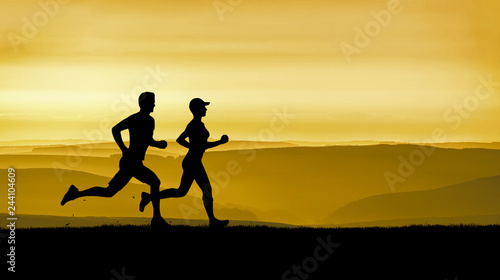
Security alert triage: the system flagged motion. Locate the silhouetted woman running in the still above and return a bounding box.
[140,98,229,228]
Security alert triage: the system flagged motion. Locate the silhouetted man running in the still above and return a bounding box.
[61,91,169,228]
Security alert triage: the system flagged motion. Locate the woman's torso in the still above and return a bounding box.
[185,120,209,160]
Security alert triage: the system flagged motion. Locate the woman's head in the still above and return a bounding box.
[189,98,210,117]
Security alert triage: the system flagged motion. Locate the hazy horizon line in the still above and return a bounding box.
[1,138,500,147]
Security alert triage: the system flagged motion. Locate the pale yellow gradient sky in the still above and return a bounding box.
[1,0,499,143]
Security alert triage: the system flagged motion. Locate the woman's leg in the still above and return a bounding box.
[158,171,194,199]
[194,165,227,225]
[139,165,195,212]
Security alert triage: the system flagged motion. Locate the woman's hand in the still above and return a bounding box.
[220,135,229,144]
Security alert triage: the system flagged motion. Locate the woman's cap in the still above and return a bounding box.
[189,98,210,112]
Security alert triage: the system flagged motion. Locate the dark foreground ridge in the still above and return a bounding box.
[4,224,500,279]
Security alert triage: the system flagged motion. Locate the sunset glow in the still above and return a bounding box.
[1,0,499,143]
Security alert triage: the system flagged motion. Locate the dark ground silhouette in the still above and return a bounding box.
[7,224,500,279]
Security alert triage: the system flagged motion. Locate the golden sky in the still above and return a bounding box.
[1,0,499,143]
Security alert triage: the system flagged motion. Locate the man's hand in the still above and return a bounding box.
[157,140,168,149]
[220,135,229,144]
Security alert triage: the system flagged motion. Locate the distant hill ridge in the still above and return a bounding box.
[2,144,500,226]
[324,175,500,225]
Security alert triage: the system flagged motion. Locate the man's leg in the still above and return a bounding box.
[134,165,169,229]
[61,170,129,205]
[134,164,166,222]
[151,182,161,219]
[77,185,123,198]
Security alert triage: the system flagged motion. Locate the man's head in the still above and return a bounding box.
[139,92,155,113]
[189,98,209,117]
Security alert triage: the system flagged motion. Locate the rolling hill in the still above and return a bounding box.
[0,139,297,157]
[323,175,500,225]
[2,144,500,225]
[6,168,259,223]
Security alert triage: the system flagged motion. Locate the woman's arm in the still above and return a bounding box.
[205,135,228,150]
[176,129,190,149]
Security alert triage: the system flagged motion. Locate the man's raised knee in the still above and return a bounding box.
[178,188,190,197]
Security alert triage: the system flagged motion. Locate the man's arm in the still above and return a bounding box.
[150,139,167,149]
[148,118,167,149]
[112,118,129,154]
